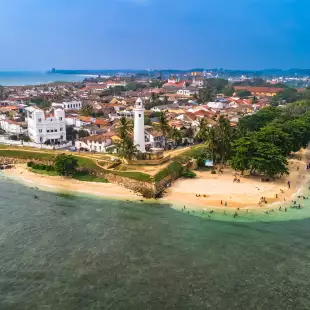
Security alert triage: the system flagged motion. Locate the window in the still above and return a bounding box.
[50,119,52,121]
[59,117,63,121]
[38,118,42,122]
[55,129,57,132]
[139,114,141,118]
[47,130,50,133]
[60,127,63,131]
[39,129,43,133]
[50,130,53,132]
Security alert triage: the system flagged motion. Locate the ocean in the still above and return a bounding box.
[0,71,86,86]
[1,174,310,309]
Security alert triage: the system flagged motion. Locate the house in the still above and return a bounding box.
[145,127,165,149]
[52,100,82,111]
[25,106,66,144]
[207,102,227,110]
[191,77,205,87]
[177,88,199,97]
[75,133,114,152]
[0,116,27,134]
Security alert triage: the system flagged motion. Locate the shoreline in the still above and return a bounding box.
[2,158,310,221]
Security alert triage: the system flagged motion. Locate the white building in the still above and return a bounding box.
[52,100,82,111]
[75,133,113,152]
[0,116,26,134]
[133,98,146,153]
[191,77,205,87]
[25,106,66,144]
[177,88,199,97]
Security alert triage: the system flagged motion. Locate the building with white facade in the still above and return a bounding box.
[133,98,146,153]
[25,106,66,144]
[0,115,27,134]
[52,100,82,111]
[75,133,114,152]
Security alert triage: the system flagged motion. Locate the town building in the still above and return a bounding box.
[0,116,27,134]
[52,100,82,110]
[25,106,66,144]
[75,133,114,152]
[233,86,284,97]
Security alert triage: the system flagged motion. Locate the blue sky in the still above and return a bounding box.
[0,0,309,70]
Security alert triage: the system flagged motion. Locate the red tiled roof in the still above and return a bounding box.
[94,119,109,126]
[78,116,92,122]
[233,86,284,93]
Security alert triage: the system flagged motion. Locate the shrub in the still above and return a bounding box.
[211,170,217,174]
[182,170,197,178]
[27,161,34,167]
[54,154,78,176]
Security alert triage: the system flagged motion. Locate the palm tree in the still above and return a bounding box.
[217,116,232,165]
[116,136,140,161]
[157,112,170,139]
[168,127,182,146]
[116,116,133,140]
[195,118,208,142]
[205,126,219,165]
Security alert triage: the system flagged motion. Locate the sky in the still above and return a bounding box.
[0,0,309,70]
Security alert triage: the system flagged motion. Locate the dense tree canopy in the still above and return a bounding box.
[54,154,78,176]
[197,99,310,177]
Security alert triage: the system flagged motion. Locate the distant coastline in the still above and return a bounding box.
[0,71,85,86]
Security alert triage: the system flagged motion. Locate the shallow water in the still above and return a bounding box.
[1,175,310,309]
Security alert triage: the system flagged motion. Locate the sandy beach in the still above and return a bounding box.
[2,151,310,212]
[2,164,140,201]
[163,156,310,211]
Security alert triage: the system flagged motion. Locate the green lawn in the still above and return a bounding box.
[29,168,59,176]
[0,150,55,161]
[108,170,153,182]
[72,171,109,183]
[29,168,109,183]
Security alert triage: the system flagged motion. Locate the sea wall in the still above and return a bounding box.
[103,172,157,198]
[0,156,53,166]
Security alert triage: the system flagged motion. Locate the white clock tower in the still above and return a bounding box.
[134,97,146,153]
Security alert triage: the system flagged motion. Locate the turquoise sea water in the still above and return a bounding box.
[0,71,85,86]
[1,174,310,309]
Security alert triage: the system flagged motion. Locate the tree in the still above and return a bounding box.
[0,85,4,100]
[236,90,251,98]
[116,136,140,160]
[252,96,258,104]
[79,105,93,116]
[238,107,281,132]
[168,127,182,145]
[255,126,293,156]
[231,136,253,174]
[205,126,219,164]
[231,136,288,177]
[217,116,232,165]
[205,78,229,93]
[196,86,214,103]
[157,112,170,138]
[195,118,209,142]
[249,141,288,177]
[271,88,299,105]
[125,82,146,91]
[149,79,164,88]
[116,116,133,140]
[222,85,235,96]
[144,117,152,126]
[54,154,78,176]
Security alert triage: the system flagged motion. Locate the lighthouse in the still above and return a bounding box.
[134,97,146,153]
